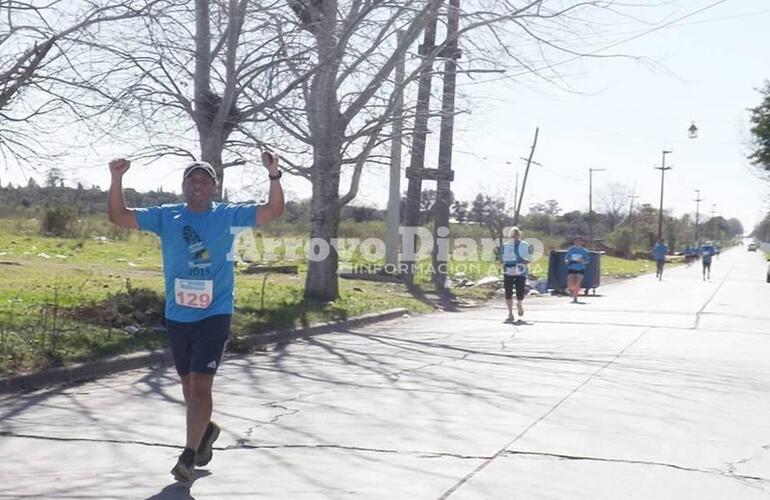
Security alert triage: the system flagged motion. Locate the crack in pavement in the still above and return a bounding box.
[504,450,770,486]
[694,263,736,330]
[237,401,302,444]
[388,352,472,382]
[0,430,181,450]
[437,327,653,499]
[221,441,491,460]
[723,445,770,476]
[6,431,767,489]
[0,430,488,461]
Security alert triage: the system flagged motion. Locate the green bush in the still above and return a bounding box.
[609,227,634,258]
[40,206,78,237]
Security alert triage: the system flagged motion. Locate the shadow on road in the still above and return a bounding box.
[145,470,210,500]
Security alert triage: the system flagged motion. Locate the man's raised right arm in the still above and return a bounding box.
[107,158,139,229]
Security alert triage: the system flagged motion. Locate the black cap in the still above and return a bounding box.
[183,161,217,181]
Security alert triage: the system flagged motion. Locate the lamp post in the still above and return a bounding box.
[588,167,606,249]
[688,122,698,139]
[693,189,703,246]
[655,150,672,241]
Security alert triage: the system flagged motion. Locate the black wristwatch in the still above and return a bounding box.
[268,170,282,180]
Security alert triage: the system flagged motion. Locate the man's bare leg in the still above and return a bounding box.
[181,373,214,450]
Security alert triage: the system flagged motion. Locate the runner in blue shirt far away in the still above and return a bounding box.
[565,235,589,303]
[652,239,668,281]
[500,226,531,323]
[701,240,716,281]
[107,150,284,482]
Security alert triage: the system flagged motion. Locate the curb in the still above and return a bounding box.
[0,308,409,394]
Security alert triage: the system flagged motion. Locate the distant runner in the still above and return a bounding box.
[565,235,589,303]
[652,239,668,281]
[500,226,531,323]
[701,240,716,281]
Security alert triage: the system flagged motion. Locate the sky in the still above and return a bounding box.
[354,0,770,232]
[4,0,770,232]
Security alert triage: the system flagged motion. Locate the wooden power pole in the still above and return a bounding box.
[432,0,461,291]
[402,8,440,285]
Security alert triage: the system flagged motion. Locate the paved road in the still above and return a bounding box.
[2,247,769,499]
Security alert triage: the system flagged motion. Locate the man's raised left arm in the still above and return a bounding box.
[256,149,285,226]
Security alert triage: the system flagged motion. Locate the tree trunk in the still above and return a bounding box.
[305,148,341,301]
[193,0,228,201]
[304,23,343,301]
[200,135,225,200]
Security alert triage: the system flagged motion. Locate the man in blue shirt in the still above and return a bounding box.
[701,240,716,281]
[565,235,589,303]
[500,226,530,323]
[652,239,668,281]
[108,151,284,481]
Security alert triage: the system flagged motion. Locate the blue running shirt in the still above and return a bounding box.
[565,246,589,272]
[701,244,715,264]
[652,242,667,261]
[136,202,259,322]
[501,240,530,277]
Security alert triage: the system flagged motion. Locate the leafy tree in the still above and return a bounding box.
[748,81,770,174]
[421,189,437,224]
[469,193,510,248]
[45,167,64,188]
[529,199,561,216]
[451,200,468,223]
[754,212,770,241]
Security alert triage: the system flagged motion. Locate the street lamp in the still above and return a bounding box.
[688,122,698,139]
[588,167,606,249]
[655,150,673,241]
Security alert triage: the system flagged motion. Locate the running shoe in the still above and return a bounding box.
[195,422,221,466]
[171,448,196,482]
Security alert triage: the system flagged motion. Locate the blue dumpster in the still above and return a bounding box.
[583,251,602,294]
[547,250,568,292]
[548,250,602,295]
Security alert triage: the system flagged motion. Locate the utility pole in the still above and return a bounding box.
[655,149,673,241]
[385,30,406,268]
[402,8,440,285]
[588,168,606,249]
[432,0,460,291]
[693,189,703,246]
[513,127,539,226]
[627,189,639,222]
[708,203,717,241]
[512,168,519,220]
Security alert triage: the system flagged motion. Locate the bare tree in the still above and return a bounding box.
[274,0,658,300]
[0,0,163,166]
[68,0,326,200]
[599,182,631,233]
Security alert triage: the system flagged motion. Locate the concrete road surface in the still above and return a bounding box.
[2,247,769,499]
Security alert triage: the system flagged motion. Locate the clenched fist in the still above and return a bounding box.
[261,149,279,175]
[109,158,131,177]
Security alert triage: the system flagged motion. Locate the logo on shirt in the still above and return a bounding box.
[183,225,211,276]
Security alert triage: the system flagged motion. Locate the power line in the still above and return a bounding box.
[509,0,733,79]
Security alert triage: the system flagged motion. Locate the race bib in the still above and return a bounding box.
[175,278,213,309]
[570,254,584,262]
